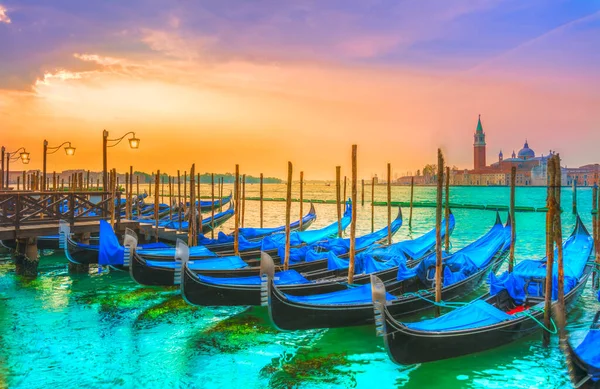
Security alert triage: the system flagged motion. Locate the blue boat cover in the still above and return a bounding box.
[285,283,397,305]
[414,222,509,287]
[237,209,316,240]
[146,256,247,270]
[405,300,512,332]
[99,220,122,266]
[573,329,600,381]
[357,214,455,274]
[162,207,234,230]
[196,270,310,286]
[311,213,403,270]
[98,220,171,265]
[198,231,234,245]
[489,220,592,304]
[138,245,217,258]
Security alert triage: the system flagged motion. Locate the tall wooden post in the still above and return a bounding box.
[234,165,240,256]
[387,163,392,245]
[543,156,556,346]
[125,172,130,219]
[149,172,152,197]
[409,176,414,228]
[593,184,598,287]
[336,166,342,238]
[343,175,347,203]
[348,145,358,284]
[86,170,90,189]
[434,149,445,317]
[371,177,375,233]
[361,179,365,206]
[188,165,196,247]
[553,156,566,339]
[154,170,160,242]
[509,166,516,272]
[53,172,56,191]
[161,173,165,206]
[177,170,182,233]
[284,162,293,271]
[299,171,304,230]
[197,173,202,234]
[241,174,246,228]
[16,177,20,190]
[260,173,264,228]
[444,166,450,253]
[184,171,187,215]
[168,176,173,221]
[572,181,577,214]
[210,173,215,238]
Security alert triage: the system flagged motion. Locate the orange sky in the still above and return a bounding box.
[1,2,599,179]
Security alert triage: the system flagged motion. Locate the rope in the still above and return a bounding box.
[401,289,469,309]
[515,307,558,334]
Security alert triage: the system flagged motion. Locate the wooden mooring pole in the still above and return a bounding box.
[593,184,599,287]
[409,176,414,228]
[154,170,160,243]
[553,155,566,340]
[387,163,392,245]
[234,165,240,256]
[197,173,202,233]
[543,156,557,347]
[299,171,304,230]
[211,173,215,239]
[371,176,375,233]
[509,166,516,273]
[177,170,182,233]
[361,179,365,206]
[260,173,264,229]
[348,145,358,284]
[336,166,342,238]
[284,162,293,271]
[572,181,577,214]
[188,165,197,247]
[434,150,445,318]
[343,175,347,203]
[444,166,450,253]
[241,174,246,228]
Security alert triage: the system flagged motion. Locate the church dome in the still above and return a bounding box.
[517,141,535,160]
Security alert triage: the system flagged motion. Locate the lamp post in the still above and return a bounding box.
[5,147,30,188]
[43,140,75,191]
[102,130,140,190]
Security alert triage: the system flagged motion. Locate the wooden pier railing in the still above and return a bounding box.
[0,191,122,232]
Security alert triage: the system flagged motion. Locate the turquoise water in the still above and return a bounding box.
[1,185,598,388]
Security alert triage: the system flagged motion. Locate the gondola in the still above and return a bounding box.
[59,220,172,266]
[373,215,593,365]
[181,207,410,306]
[267,212,509,330]
[128,203,359,286]
[564,289,600,389]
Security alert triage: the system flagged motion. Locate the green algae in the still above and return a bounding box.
[136,295,199,322]
[261,347,365,388]
[193,312,277,354]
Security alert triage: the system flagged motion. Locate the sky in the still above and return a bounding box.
[1,0,599,179]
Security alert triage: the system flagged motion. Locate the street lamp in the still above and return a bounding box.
[4,147,30,189]
[102,130,140,190]
[43,140,76,191]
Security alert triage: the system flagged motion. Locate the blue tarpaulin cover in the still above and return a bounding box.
[196,270,310,286]
[489,219,592,304]
[573,329,600,381]
[405,300,512,332]
[146,256,248,270]
[98,220,171,265]
[357,214,455,274]
[162,206,234,230]
[238,208,316,240]
[285,283,397,305]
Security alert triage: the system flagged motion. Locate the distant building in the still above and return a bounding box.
[400,116,599,187]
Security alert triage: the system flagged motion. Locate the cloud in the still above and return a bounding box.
[0,4,10,23]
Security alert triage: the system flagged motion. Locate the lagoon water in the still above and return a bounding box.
[1,184,598,388]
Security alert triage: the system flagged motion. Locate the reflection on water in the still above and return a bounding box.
[0,185,598,388]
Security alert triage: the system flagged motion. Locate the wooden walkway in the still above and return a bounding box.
[0,219,138,240]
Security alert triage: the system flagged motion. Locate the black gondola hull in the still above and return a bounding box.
[382,267,591,365]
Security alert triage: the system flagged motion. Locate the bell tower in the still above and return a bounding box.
[473,115,486,170]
